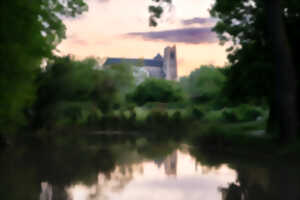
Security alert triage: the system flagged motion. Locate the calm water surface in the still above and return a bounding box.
[1,136,300,200]
[64,150,236,200]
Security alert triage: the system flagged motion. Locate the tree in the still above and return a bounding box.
[211,0,299,141]
[264,0,298,141]
[149,0,172,26]
[150,0,300,141]
[35,57,135,127]
[180,65,226,103]
[0,0,87,133]
[128,78,185,105]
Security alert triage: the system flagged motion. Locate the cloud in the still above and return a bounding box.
[126,27,217,44]
[67,34,90,46]
[96,0,110,3]
[181,17,217,26]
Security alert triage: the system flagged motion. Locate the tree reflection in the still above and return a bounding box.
[2,136,300,200]
[190,146,300,200]
[0,136,178,200]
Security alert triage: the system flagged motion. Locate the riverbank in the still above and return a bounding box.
[2,118,300,162]
[187,120,300,161]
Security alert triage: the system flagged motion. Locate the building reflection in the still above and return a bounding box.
[154,150,178,176]
[40,182,71,200]
[40,182,52,200]
[164,151,177,176]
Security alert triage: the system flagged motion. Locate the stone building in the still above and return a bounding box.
[103,46,178,81]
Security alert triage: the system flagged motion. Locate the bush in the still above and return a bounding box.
[180,65,226,103]
[53,101,102,127]
[204,110,224,121]
[233,104,264,122]
[35,57,135,128]
[203,104,265,122]
[128,78,185,105]
[222,108,238,122]
[146,110,169,125]
[191,107,204,119]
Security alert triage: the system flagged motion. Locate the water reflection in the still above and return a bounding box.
[40,182,53,200]
[1,136,300,200]
[67,150,237,200]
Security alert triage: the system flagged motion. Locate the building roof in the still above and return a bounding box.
[154,54,163,61]
[104,58,163,67]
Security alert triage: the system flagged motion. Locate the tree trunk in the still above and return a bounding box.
[265,0,298,142]
[267,96,279,137]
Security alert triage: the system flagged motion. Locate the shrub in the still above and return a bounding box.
[191,107,204,119]
[233,104,264,122]
[53,101,102,127]
[222,108,238,122]
[203,104,265,122]
[203,110,224,121]
[171,111,182,122]
[146,110,169,125]
[128,78,185,105]
[35,57,135,128]
[180,65,226,103]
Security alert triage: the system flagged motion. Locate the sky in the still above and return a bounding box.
[67,150,237,200]
[57,0,228,77]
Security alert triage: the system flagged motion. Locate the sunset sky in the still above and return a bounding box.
[58,0,228,77]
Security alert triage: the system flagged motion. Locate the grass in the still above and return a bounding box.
[185,119,300,161]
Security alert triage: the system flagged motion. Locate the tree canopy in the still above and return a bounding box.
[128,78,185,106]
[180,65,226,103]
[0,0,87,133]
[150,0,300,141]
[211,0,300,140]
[35,57,135,127]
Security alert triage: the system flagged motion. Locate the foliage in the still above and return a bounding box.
[34,57,134,128]
[0,0,87,133]
[210,0,300,140]
[180,65,226,103]
[149,0,172,26]
[191,106,205,120]
[128,78,185,106]
[209,1,274,105]
[202,104,266,122]
[210,0,300,105]
[51,101,102,127]
[93,63,135,112]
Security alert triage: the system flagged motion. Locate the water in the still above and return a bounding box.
[65,150,236,200]
[1,136,300,200]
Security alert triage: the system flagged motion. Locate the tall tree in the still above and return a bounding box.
[0,0,87,133]
[264,0,298,141]
[211,0,299,141]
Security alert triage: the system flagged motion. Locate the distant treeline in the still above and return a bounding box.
[28,56,266,133]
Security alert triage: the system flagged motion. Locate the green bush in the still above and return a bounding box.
[146,110,169,124]
[128,78,185,105]
[203,104,265,122]
[204,110,224,121]
[53,101,102,127]
[192,107,205,120]
[233,104,264,122]
[35,57,135,128]
[222,108,238,122]
[180,65,226,103]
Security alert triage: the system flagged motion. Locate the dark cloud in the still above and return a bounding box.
[126,27,217,44]
[181,17,217,26]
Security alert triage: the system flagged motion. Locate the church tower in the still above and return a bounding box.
[163,45,178,80]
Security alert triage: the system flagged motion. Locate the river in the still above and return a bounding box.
[0,135,299,200]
